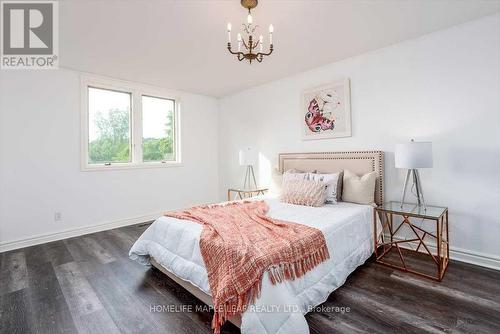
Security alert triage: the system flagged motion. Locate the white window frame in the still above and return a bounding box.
[81,75,182,171]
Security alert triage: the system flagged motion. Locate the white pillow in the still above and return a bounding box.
[342,170,377,205]
[309,172,340,204]
[269,168,284,195]
[282,169,310,183]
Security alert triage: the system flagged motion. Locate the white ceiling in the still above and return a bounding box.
[60,0,500,97]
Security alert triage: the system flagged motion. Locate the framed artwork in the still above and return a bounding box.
[301,78,351,140]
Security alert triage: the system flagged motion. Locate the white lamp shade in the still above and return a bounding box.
[239,148,257,166]
[395,142,433,169]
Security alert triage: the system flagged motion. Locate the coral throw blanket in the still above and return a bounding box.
[164,200,330,333]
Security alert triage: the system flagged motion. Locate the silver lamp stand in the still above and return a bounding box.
[400,169,426,210]
[243,165,257,190]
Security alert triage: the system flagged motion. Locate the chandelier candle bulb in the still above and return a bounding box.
[269,24,274,45]
[247,13,253,24]
[227,23,231,42]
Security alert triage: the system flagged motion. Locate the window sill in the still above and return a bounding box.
[81,161,183,172]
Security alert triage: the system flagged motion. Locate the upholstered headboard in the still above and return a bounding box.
[278,151,385,205]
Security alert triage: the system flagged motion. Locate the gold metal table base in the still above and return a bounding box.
[374,207,449,281]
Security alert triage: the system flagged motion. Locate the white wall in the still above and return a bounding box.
[0,68,219,249]
[219,14,500,264]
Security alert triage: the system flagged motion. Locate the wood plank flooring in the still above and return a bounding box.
[1,223,499,334]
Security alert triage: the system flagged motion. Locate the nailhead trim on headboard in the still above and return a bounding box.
[278,151,384,205]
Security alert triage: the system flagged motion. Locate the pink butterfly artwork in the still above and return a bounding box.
[304,97,337,133]
[303,80,351,139]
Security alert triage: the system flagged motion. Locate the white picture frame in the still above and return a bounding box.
[301,78,351,140]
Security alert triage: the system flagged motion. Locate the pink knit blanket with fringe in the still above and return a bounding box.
[164,200,330,333]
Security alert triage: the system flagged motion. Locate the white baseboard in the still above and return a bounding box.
[0,212,160,253]
[383,234,500,271]
[445,246,500,271]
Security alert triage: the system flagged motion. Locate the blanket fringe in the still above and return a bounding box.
[211,244,330,333]
[212,278,262,333]
[268,245,330,285]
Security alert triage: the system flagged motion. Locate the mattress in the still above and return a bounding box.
[130,195,375,334]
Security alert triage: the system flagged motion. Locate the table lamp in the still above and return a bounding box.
[239,147,257,190]
[395,140,433,209]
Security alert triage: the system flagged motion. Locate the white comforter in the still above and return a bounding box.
[129,196,374,334]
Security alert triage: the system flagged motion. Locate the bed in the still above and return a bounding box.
[130,151,384,334]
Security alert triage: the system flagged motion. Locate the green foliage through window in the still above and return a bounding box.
[88,109,130,163]
[142,96,175,162]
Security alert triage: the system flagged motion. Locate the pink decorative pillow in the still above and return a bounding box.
[281,179,327,207]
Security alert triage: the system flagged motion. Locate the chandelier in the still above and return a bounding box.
[226,0,274,64]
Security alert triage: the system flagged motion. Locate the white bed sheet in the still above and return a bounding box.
[129,196,375,334]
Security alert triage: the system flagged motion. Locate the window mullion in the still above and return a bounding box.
[132,90,143,163]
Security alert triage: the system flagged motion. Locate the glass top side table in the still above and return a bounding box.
[227,188,268,201]
[374,201,449,281]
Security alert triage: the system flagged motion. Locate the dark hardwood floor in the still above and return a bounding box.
[1,223,500,334]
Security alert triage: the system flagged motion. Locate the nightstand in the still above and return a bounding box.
[374,201,449,281]
[227,188,268,201]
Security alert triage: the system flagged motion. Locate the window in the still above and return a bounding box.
[142,96,176,162]
[81,76,181,170]
[88,87,132,164]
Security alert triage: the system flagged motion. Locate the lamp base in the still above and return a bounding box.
[400,169,427,210]
[242,165,257,190]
